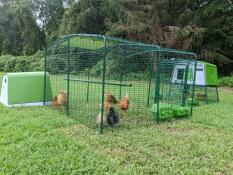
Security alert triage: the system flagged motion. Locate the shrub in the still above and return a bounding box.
[220,75,233,87]
[0,51,43,72]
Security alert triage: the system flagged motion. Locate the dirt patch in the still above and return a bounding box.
[219,87,233,92]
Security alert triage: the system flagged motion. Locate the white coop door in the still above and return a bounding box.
[0,75,8,106]
[172,63,206,86]
[172,64,192,84]
[195,63,205,86]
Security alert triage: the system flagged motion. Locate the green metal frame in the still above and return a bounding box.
[44,34,197,134]
[64,78,132,87]
[190,59,197,115]
[155,50,161,123]
[100,36,106,134]
[66,37,70,116]
[43,48,47,105]
[195,84,219,104]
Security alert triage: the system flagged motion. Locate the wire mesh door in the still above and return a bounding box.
[66,36,106,129]
[102,47,157,131]
[156,59,196,120]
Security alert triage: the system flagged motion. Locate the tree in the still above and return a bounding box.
[32,0,64,42]
[190,0,233,74]
[0,5,23,55]
[0,0,232,74]
[2,39,12,55]
[10,0,45,55]
[59,0,106,35]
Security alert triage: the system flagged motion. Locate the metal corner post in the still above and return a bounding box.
[147,51,154,108]
[216,86,220,102]
[190,56,197,116]
[204,86,208,104]
[86,71,90,102]
[182,61,190,106]
[66,38,71,116]
[99,36,107,134]
[43,47,47,105]
[155,49,161,123]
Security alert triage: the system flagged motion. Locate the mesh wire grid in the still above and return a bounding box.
[44,34,197,133]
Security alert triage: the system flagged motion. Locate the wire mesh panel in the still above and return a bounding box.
[103,44,157,129]
[45,38,69,115]
[44,34,197,133]
[155,58,197,121]
[195,86,219,104]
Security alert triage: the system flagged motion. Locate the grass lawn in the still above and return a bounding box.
[0,72,233,174]
[49,73,197,129]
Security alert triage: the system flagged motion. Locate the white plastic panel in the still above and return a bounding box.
[0,75,8,106]
[195,64,205,86]
[172,62,206,86]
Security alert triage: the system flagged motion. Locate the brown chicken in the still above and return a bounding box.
[105,93,118,103]
[99,101,111,112]
[57,90,67,105]
[52,91,67,107]
[97,93,117,112]
[119,93,130,117]
[52,96,60,107]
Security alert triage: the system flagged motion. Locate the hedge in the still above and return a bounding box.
[0,52,43,72]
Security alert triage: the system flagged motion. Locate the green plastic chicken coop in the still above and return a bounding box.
[0,72,52,107]
[172,61,219,104]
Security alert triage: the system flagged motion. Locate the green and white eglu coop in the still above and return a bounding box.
[172,61,219,103]
[0,72,52,107]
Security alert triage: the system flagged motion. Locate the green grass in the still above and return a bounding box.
[0,72,233,174]
[49,74,194,128]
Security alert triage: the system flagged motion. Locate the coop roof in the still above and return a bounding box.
[6,72,46,78]
[198,61,217,68]
[47,34,196,57]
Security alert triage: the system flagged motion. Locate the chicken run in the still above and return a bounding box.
[44,34,197,133]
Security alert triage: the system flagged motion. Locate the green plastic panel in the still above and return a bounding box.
[7,72,52,105]
[151,103,190,119]
[173,106,189,117]
[151,103,173,119]
[204,62,219,86]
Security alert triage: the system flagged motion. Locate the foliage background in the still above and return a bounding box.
[0,0,232,75]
